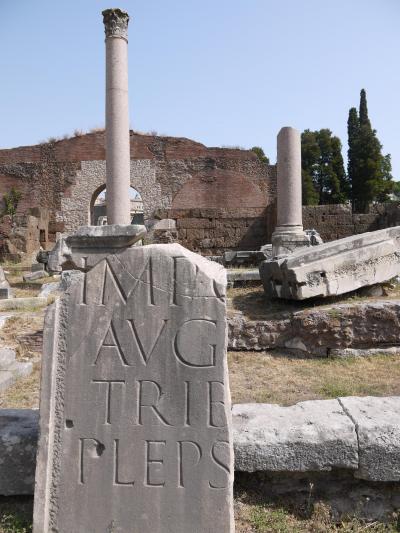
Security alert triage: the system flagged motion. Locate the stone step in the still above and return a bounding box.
[0,361,33,393]
[0,348,16,370]
[9,361,33,379]
[0,371,15,393]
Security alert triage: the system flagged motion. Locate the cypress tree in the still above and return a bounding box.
[348,89,393,212]
[347,107,359,208]
[359,88,371,128]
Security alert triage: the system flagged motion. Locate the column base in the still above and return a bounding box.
[272,226,310,258]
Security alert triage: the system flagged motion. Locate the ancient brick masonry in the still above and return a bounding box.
[0,132,276,255]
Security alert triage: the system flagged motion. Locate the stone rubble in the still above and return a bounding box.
[0,347,32,393]
[260,226,400,300]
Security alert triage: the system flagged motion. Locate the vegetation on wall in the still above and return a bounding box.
[2,188,22,218]
[251,146,270,165]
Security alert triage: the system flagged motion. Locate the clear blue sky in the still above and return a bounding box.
[1,0,399,177]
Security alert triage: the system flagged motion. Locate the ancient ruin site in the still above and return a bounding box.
[0,3,399,533]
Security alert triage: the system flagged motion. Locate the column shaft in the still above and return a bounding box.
[103,9,131,225]
[276,127,303,231]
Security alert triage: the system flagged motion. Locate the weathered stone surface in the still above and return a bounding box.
[227,268,260,287]
[0,409,39,495]
[0,359,33,392]
[31,263,45,273]
[0,346,32,393]
[0,371,15,392]
[47,224,147,273]
[38,281,61,298]
[0,288,12,299]
[152,218,176,231]
[2,397,400,500]
[0,348,16,369]
[223,251,267,268]
[261,226,400,300]
[233,400,358,473]
[23,270,49,282]
[228,299,400,355]
[34,244,233,533]
[0,266,12,299]
[340,396,400,482]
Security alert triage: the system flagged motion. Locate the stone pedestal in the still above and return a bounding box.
[47,224,146,273]
[272,127,309,257]
[33,243,234,532]
[103,8,131,225]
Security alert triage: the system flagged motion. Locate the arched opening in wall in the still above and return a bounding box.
[90,185,144,225]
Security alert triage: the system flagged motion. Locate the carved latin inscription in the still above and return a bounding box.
[34,244,233,533]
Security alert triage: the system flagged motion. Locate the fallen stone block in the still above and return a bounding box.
[23,270,49,282]
[0,348,16,369]
[31,263,45,273]
[227,268,261,288]
[340,396,400,482]
[1,398,400,497]
[0,288,13,299]
[223,250,267,267]
[0,266,13,299]
[38,281,62,298]
[260,226,400,300]
[233,400,358,472]
[0,361,33,393]
[0,371,15,393]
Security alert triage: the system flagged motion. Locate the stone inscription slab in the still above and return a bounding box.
[33,244,234,532]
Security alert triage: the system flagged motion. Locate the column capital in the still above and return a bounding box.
[102,8,129,41]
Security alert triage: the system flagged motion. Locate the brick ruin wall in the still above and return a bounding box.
[1,131,400,258]
[0,132,276,255]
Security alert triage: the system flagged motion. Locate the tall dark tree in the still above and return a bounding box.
[359,88,371,128]
[348,89,393,212]
[301,130,320,205]
[301,129,348,205]
[347,107,359,206]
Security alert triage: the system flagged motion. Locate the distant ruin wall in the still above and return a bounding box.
[2,132,400,257]
[302,203,400,242]
[0,132,276,255]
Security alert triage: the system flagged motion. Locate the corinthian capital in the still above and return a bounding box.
[102,8,130,41]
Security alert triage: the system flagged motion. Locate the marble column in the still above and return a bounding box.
[102,8,131,225]
[272,127,309,257]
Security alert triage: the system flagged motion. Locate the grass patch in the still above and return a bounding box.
[0,311,44,409]
[0,495,397,533]
[0,313,44,358]
[235,499,398,532]
[0,363,41,409]
[229,351,400,405]
[0,498,32,533]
